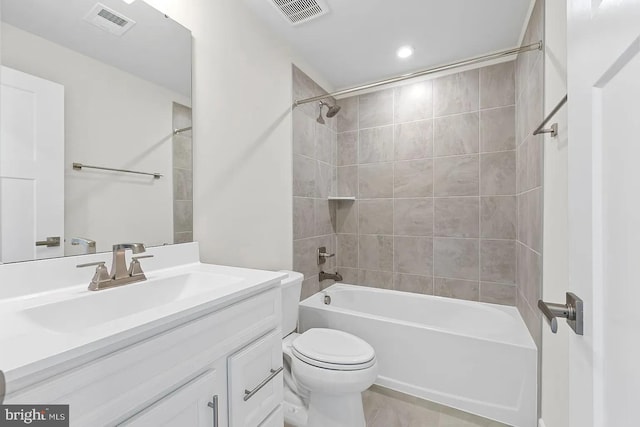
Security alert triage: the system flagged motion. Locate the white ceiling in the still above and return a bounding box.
[1,0,191,97]
[243,0,531,90]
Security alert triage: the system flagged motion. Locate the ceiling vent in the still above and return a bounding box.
[269,0,329,26]
[83,3,136,36]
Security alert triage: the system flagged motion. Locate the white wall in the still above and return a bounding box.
[1,23,189,254]
[541,0,569,426]
[142,0,298,270]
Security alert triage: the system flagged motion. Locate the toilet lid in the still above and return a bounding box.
[292,329,375,370]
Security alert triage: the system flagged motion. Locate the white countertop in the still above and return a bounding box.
[0,244,286,395]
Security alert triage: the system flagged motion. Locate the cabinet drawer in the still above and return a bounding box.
[228,330,282,427]
[7,288,279,426]
[258,405,284,427]
[119,368,224,427]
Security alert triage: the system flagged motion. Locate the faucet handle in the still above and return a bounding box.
[77,262,111,291]
[131,255,154,261]
[76,261,106,268]
[129,255,153,277]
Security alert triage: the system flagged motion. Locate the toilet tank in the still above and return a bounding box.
[278,270,304,338]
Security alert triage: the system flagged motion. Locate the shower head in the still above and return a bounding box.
[317,100,341,124]
[325,103,341,118]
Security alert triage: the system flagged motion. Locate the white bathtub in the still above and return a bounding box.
[298,284,537,427]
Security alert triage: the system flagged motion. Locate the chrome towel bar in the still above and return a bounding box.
[73,162,162,179]
[533,95,568,137]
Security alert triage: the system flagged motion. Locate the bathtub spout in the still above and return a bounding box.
[319,271,343,282]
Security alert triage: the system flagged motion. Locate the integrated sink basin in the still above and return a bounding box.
[21,271,243,333]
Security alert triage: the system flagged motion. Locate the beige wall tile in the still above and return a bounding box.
[336,202,358,234]
[359,89,394,128]
[337,234,358,268]
[434,112,479,156]
[301,276,320,300]
[434,155,479,196]
[337,131,358,166]
[293,154,316,197]
[393,236,433,275]
[293,108,315,157]
[393,273,433,295]
[480,282,517,306]
[337,165,358,197]
[293,197,315,240]
[480,151,516,195]
[434,238,479,280]
[359,199,394,235]
[174,201,193,233]
[359,126,394,164]
[394,198,434,236]
[480,106,516,152]
[174,232,193,244]
[358,270,394,289]
[517,242,542,307]
[394,81,433,123]
[480,196,516,239]
[479,61,515,109]
[359,235,393,271]
[394,120,433,161]
[394,159,434,197]
[173,168,193,201]
[434,277,480,301]
[434,197,480,238]
[315,122,334,164]
[480,239,516,284]
[315,161,334,198]
[337,96,358,133]
[434,69,480,116]
[359,163,394,198]
[314,199,335,236]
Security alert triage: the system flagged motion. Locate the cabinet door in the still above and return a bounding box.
[119,369,225,427]
[228,330,283,427]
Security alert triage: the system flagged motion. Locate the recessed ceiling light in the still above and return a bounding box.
[122,0,136,4]
[397,46,414,59]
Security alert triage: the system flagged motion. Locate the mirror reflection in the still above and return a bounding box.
[0,0,192,263]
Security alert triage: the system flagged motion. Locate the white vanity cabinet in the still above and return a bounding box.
[5,286,284,427]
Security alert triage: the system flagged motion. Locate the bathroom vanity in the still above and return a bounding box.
[0,243,285,426]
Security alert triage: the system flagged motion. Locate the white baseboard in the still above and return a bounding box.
[539,418,547,427]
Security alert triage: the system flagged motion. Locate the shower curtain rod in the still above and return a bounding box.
[293,41,543,107]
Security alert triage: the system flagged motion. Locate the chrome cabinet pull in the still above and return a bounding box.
[243,367,283,402]
[207,395,219,427]
[35,236,60,247]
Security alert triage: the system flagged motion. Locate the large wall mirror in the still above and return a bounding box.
[0,0,192,263]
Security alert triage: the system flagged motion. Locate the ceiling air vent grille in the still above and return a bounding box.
[84,3,136,36]
[270,0,329,26]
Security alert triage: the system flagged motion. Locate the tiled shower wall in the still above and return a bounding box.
[515,0,545,348]
[333,62,518,305]
[291,66,338,299]
[172,102,194,244]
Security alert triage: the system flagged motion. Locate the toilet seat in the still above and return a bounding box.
[292,328,376,371]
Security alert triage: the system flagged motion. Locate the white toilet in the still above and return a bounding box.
[279,271,378,427]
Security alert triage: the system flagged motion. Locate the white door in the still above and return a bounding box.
[567,1,640,426]
[0,66,64,263]
[119,369,226,427]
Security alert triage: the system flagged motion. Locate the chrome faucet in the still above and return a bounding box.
[77,243,153,291]
[71,237,96,254]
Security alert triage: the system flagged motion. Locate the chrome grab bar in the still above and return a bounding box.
[538,292,584,335]
[533,95,568,137]
[243,367,283,402]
